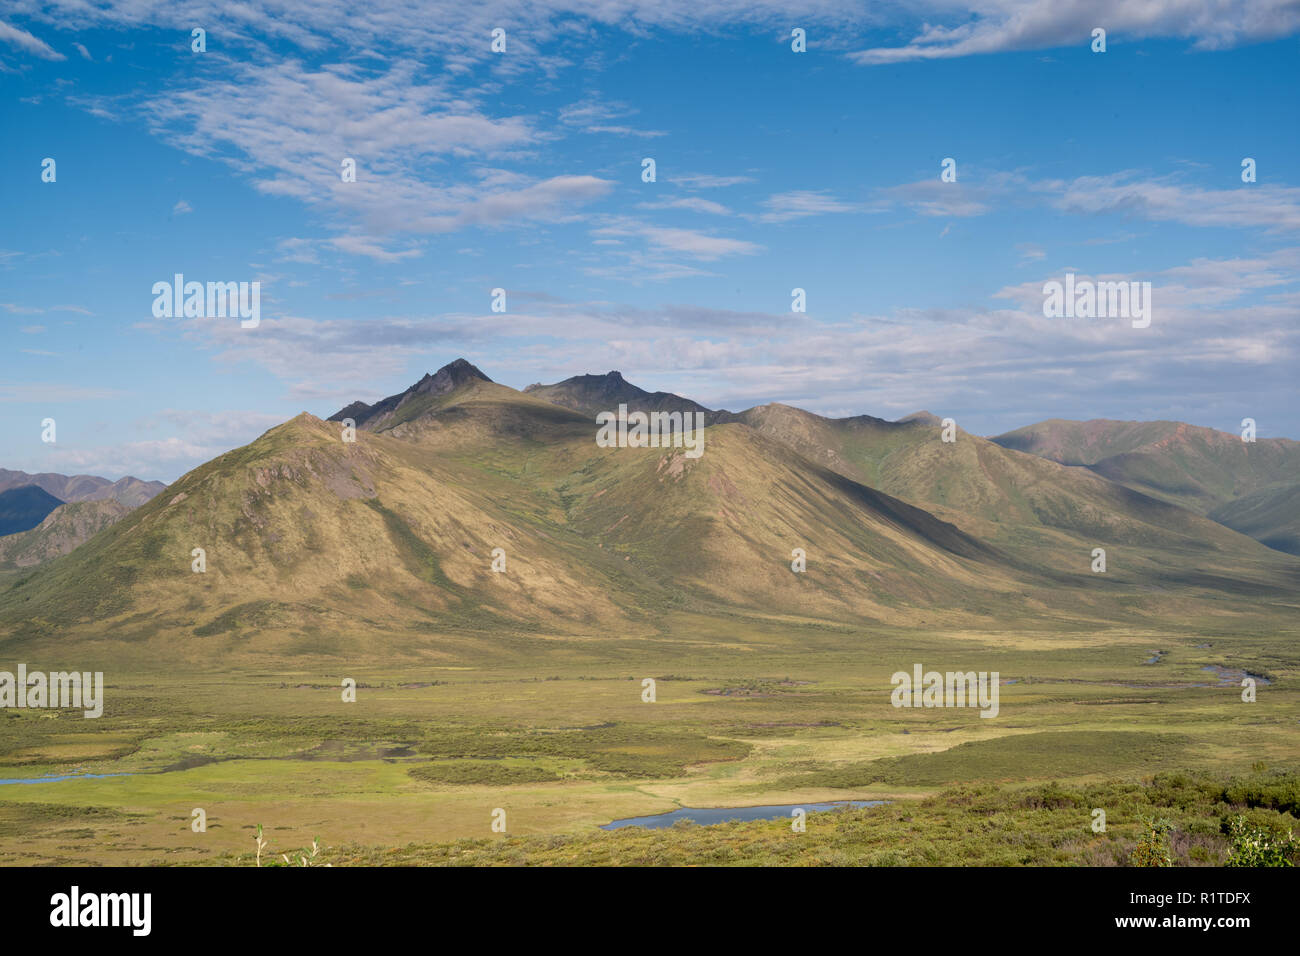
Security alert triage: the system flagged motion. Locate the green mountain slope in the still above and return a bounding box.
[384,366,1298,620]
[991,418,1300,552]
[673,403,1284,577]
[3,361,1296,663]
[0,369,1039,657]
[1209,484,1300,556]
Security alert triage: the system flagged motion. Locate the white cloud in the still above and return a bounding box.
[758,190,859,223]
[328,236,423,262]
[0,20,64,60]
[637,197,732,215]
[31,437,208,481]
[850,0,1300,64]
[669,173,756,189]
[886,179,990,217]
[1045,174,1300,232]
[559,95,665,137]
[593,218,762,260]
[135,59,618,240]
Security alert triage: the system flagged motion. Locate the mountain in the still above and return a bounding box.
[0,499,130,572]
[354,371,1279,602]
[327,358,494,430]
[2,359,1296,660]
[991,419,1300,553]
[0,469,166,508]
[896,411,943,426]
[0,485,65,535]
[522,370,730,423]
[1208,484,1300,556]
[511,384,1288,589]
[0,361,1033,653]
[726,402,1289,590]
[992,419,1183,466]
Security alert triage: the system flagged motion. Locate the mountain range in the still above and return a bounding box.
[0,359,1295,658]
[0,469,166,508]
[991,420,1300,555]
[0,469,165,570]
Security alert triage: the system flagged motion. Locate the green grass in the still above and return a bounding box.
[781,731,1192,788]
[0,611,1296,866]
[225,769,1300,867]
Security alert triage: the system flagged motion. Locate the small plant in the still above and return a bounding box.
[283,837,325,867]
[253,824,330,867]
[1225,815,1296,867]
[1130,815,1174,867]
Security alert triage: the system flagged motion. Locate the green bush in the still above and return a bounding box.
[1130,816,1174,867]
[1224,815,1296,867]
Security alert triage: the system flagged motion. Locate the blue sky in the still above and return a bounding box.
[2,1,1298,482]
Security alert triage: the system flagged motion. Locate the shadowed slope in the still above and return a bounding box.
[992,418,1300,553]
[0,485,64,535]
[0,499,129,572]
[522,370,730,423]
[1209,484,1300,556]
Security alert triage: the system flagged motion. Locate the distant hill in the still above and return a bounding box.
[1208,484,1300,556]
[0,485,65,535]
[991,419,1300,553]
[896,410,942,426]
[0,499,130,571]
[720,402,1282,582]
[992,419,1181,466]
[0,469,166,508]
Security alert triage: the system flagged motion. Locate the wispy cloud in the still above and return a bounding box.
[137,59,617,239]
[886,179,991,218]
[850,0,1300,64]
[559,95,665,137]
[637,197,732,215]
[0,20,65,60]
[758,190,860,223]
[1044,174,1300,232]
[592,218,762,260]
[668,173,756,189]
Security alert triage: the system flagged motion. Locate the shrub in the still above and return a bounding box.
[1225,815,1296,867]
[1130,816,1174,867]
